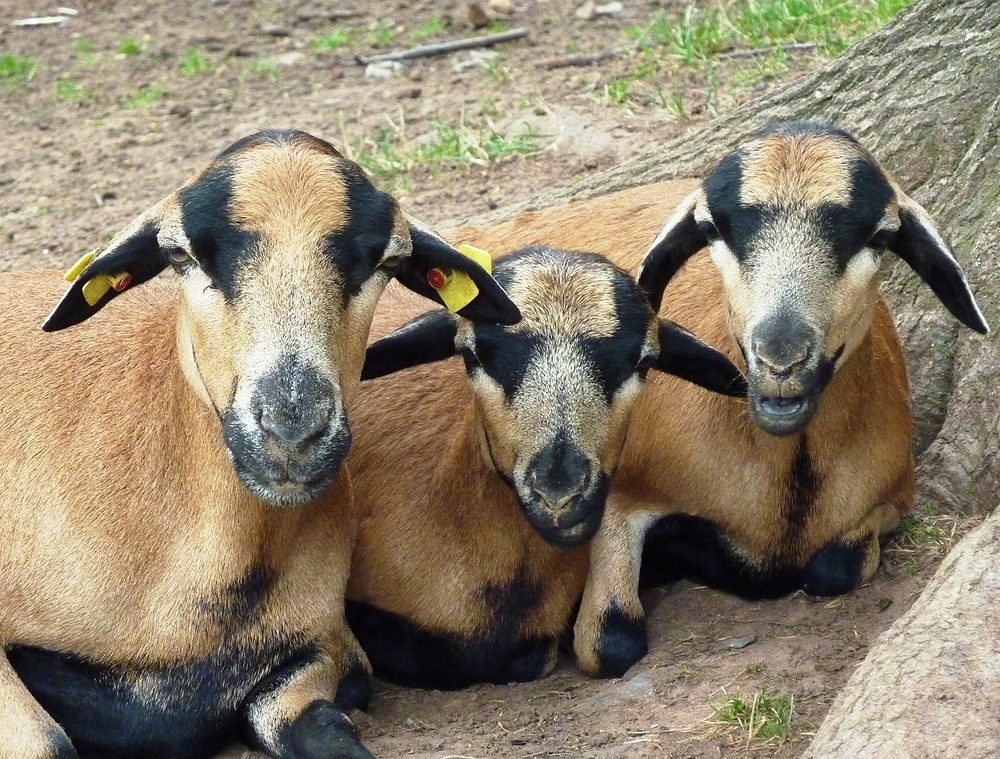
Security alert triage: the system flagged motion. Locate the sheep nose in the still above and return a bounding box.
[251,356,337,447]
[527,434,592,512]
[259,403,332,446]
[751,314,814,379]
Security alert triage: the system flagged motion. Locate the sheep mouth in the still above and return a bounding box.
[748,392,816,436]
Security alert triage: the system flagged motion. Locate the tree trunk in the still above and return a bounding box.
[479,0,1000,505]
[802,514,1000,758]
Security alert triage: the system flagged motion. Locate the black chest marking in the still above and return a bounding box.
[781,436,820,545]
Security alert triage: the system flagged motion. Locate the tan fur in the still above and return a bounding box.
[447,175,914,674]
[739,132,855,207]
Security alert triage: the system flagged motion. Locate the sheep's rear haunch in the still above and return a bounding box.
[0,129,518,759]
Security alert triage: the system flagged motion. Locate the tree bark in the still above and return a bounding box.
[478,0,1000,500]
[802,514,1000,758]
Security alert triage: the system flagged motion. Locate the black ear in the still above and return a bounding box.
[394,220,521,326]
[637,190,707,312]
[362,310,459,381]
[654,318,747,397]
[890,198,989,335]
[42,219,170,332]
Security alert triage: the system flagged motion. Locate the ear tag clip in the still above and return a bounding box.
[426,243,492,313]
[64,249,133,307]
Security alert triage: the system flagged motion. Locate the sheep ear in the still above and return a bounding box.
[362,310,459,381]
[653,318,747,397]
[42,197,177,332]
[889,194,989,335]
[392,217,521,326]
[637,190,706,311]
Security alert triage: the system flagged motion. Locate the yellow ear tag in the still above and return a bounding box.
[64,249,133,307]
[427,244,492,313]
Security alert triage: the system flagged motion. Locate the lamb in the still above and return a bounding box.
[446,121,989,677]
[0,128,517,759]
[345,244,745,689]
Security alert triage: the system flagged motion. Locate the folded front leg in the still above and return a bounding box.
[573,504,653,678]
[242,642,374,759]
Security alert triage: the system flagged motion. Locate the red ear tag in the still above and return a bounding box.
[110,272,132,292]
[427,268,447,290]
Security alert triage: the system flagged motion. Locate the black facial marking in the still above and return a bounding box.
[816,158,895,271]
[329,166,397,300]
[344,572,548,690]
[702,152,768,263]
[179,163,258,301]
[469,322,541,397]
[582,271,654,403]
[593,600,647,678]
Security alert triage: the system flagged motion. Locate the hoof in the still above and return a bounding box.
[593,602,647,678]
[801,541,866,597]
[288,701,377,759]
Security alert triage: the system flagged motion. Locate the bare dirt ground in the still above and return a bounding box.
[0,1,960,757]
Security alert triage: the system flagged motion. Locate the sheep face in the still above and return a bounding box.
[363,247,745,547]
[639,121,988,436]
[461,249,657,546]
[43,129,520,507]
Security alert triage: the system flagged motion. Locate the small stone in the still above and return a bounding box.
[594,1,623,15]
[261,24,292,37]
[276,52,305,66]
[489,0,513,14]
[575,1,596,20]
[878,597,893,612]
[727,634,757,650]
[365,60,404,78]
[466,2,490,29]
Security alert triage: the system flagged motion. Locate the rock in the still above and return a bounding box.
[727,634,757,650]
[275,52,305,66]
[452,49,499,73]
[466,2,490,29]
[365,61,404,78]
[594,1,624,15]
[575,2,596,20]
[260,24,291,37]
[489,0,514,15]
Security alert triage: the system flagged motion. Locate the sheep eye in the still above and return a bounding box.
[167,248,193,266]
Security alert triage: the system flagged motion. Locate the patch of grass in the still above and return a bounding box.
[245,55,279,80]
[124,85,164,109]
[73,39,97,54]
[370,26,396,48]
[54,77,87,103]
[628,0,916,65]
[711,685,794,744]
[118,38,145,56]
[482,58,514,84]
[179,49,213,76]
[0,54,36,86]
[411,16,448,40]
[340,111,549,192]
[603,77,631,106]
[885,504,975,575]
[312,29,353,50]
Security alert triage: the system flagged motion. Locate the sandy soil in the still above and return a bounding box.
[0,1,947,757]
